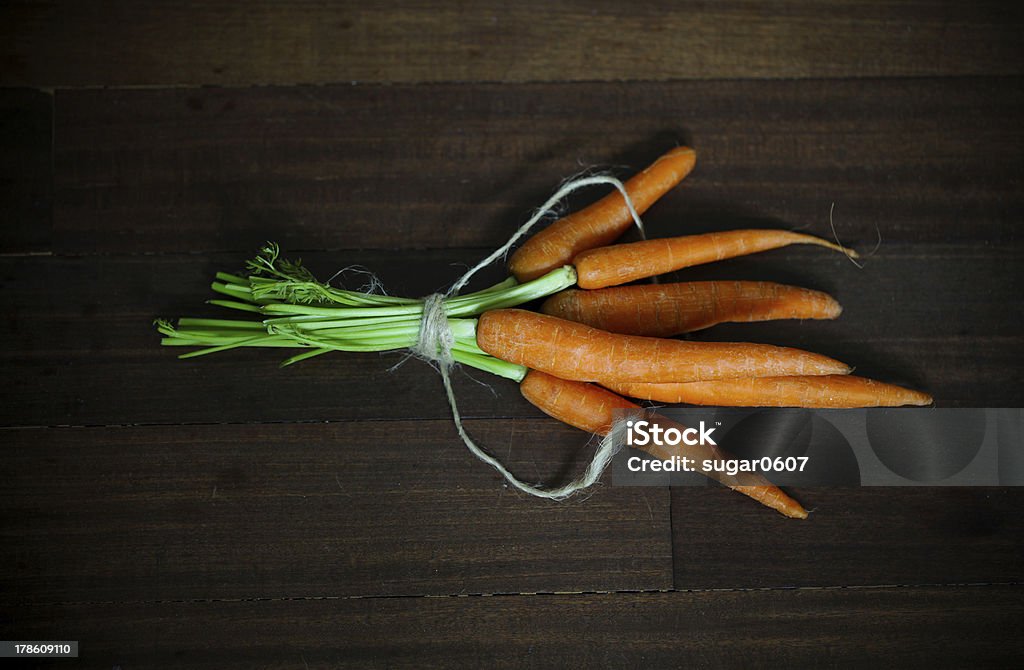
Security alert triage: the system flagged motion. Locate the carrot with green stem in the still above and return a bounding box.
[477,309,850,384]
[520,370,808,519]
[509,146,697,282]
[573,229,858,289]
[606,375,933,408]
[161,254,817,516]
[162,257,817,515]
[541,281,842,337]
[156,244,579,376]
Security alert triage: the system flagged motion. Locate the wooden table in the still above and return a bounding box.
[1,3,1022,667]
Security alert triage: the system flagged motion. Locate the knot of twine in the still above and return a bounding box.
[412,293,456,368]
[409,173,645,500]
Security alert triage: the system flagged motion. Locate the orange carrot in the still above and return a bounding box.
[730,486,808,520]
[574,229,858,289]
[606,375,934,407]
[520,370,808,519]
[478,309,850,383]
[541,281,842,337]
[520,368,641,435]
[509,146,697,282]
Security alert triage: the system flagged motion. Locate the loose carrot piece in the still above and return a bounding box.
[509,146,697,282]
[574,229,858,289]
[606,375,933,408]
[731,486,808,520]
[540,281,842,337]
[520,370,808,519]
[478,309,851,383]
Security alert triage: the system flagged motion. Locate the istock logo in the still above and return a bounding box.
[626,420,717,447]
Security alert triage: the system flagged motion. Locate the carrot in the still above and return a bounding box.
[478,309,851,383]
[540,281,842,337]
[509,146,697,282]
[520,370,808,518]
[520,368,641,435]
[730,486,808,520]
[574,229,858,289]
[606,375,934,407]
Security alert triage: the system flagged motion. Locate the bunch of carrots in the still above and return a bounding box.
[157,146,931,519]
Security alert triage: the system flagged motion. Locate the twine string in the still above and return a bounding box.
[410,174,644,499]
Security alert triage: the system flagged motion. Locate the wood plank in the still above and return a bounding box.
[0,88,51,253]
[2,586,1021,668]
[671,487,1024,589]
[0,422,672,605]
[0,244,1020,428]
[53,78,1023,254]
[2,2,1022,87]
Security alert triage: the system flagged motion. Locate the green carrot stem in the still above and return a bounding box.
[157,245,570,379]
[207,299,263,313]
[280,348,333,367]
[177,317,267,330]
[215,272,250,285]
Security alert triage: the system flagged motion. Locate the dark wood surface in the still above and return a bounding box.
[2,2,1023,668]
[0,87,50,252]
[2,1,1022,86]
[7,586,1023,668]
[46,78,1023,255]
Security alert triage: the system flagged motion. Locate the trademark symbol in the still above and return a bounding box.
[715,421,722,426]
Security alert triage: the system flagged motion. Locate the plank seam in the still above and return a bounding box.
[13,73,1024,93]
[3,582,1020,609]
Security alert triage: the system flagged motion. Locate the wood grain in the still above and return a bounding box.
[0,244,1019,428]
[2,1,1022,87]
[52,78,1024,255]
[0,421,672,605]
[0,88,50,253]
[671,487,1024,589]
[3,586,1021,668]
